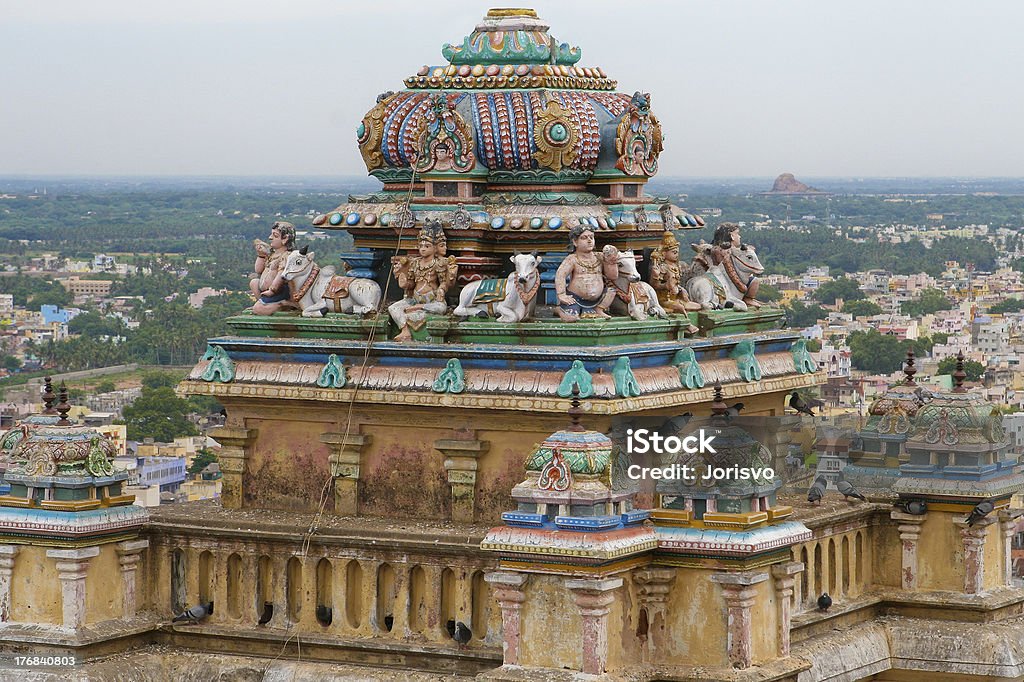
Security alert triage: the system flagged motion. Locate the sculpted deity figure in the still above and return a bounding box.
[388,222,450,341]
[711,222,762,308]
[434,230,460,300]
[554,225,618,322]
[649,231,702,313]
[250,221,297,315]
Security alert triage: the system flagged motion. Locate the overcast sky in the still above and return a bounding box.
[2,0,1022,178]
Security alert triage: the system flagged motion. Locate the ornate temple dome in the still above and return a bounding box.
[317,8,702,251]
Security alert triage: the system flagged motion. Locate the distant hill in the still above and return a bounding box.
[763,173,826,195]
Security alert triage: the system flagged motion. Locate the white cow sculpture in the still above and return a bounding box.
[607,249,667,321]
[453,253,543,323]
[279,247,382,317]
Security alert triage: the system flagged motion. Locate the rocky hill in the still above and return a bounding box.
[767,173,824,194]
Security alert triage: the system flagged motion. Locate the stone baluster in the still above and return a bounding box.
[301,556,319,629]
[711,571,769,669]
[116,539,149,619]
[891,511,926,590]
[0,545,19,622]
[956,516,995,595]
[330,558,351,636]
[566,577,623,675]
[364,560,380,636]
[771,562,804,657]
[320,432,371,516]
[435,437,489,523]
[485,572,529,666]
[269,553,289,628]
[390,563,411,635]
[47,546,100,630]
[208,426,257,509]
[632,567,675,661]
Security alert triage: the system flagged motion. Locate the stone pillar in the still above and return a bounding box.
[47,546,100,630]
[891,511,926,590]
[771,562,804,657]
[390,563,411,635]
[0,545,19,622]
[270,553,289,628]
[566,577,623,675]
[321,432,371,516]
[116,539,149,619]
[435,438,489,523]
[711,571,769,669]
[208,426,256,509]
[956,517,995,595]
[1000,512,1020,586]
[485,572,529,666]
[632,567,675,661]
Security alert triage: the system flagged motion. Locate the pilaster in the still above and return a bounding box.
[208,426,257,509]
[771,562,804,657]
[566,577,623,675]
[321,432,371,516]
[891,511,926,590]
[435,437,489,523]
[0,545,19,622]
[711,570,769,669]
[632,567,675,661]
[485,572,529,666]
[47,546,100,630]
[116,539,149,619]
[1000,511,1021,586]
[956,516,995,595]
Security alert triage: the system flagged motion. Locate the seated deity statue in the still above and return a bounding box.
[649,231,702,313]
[250,221,298,315]
[388,221,451,341]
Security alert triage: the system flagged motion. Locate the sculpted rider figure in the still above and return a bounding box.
[388,222,450,341]
[434,230,460,302]
[649,231,702,313]
[250,221,297,315]
[711,222,761,308]
[554,225,617,322]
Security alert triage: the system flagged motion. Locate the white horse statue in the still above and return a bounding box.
[686,241,765,312]
[279,247,382,317]
[606,249,667,321]
[453,253,542,322]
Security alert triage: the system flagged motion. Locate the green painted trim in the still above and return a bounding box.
[200,345,235,383]
[730,339,762,382]
[316,354,348,389]
[791,339,818,374]
[433,358,466,394]
[557,360,594,398]
[671,347,705,389]
[613,356,641,398]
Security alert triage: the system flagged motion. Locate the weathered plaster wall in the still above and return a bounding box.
[916,513,963,591]
[86,545,122,624]
[10,545,61,624]
[518,574,582,670]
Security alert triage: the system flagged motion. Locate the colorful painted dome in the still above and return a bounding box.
[906,391,1006,449]
[354,9,664,184]
[524,428,612,476]
[7,424,117,478]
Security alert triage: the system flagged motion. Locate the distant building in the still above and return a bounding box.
[59,277,113,298]
[39,304,72,325]
[135,454,187,497]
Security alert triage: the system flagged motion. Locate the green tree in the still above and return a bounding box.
[937,357,986,382]
[842,300,882,317]
[1,355,21,372]
[848,329,914,373]
[931,332,950,345]
[758,283,782,303]
[784,300,827,328]
[813,278,866,305]
[188,447,219,476]
[94,379,117,393]
[140,371,182,390]
[990,299,1024,314]
[901,288,952,316]
[119,386,198,442]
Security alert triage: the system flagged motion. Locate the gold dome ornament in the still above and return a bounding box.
[532,99,579,172]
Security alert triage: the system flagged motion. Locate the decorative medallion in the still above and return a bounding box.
[878,401,911,435]
[924,408,960,446]
[557,360,594,398]
[672,348,705,389]
[412,94,476,173]
[392,205,416,231]
[615,91,663,177]
[316,354,347,389]
[432,358,466,393]
[613,356,641,398]
[538,447,573,492]
[533,99,579,173]
[451,203,473,230]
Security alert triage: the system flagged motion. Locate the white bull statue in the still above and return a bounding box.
[686,241,765,312]
[453,253,542,322]
[278,247,383,317]
[606,249,667,321]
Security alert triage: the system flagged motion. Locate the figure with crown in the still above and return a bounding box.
[388,221,454,341]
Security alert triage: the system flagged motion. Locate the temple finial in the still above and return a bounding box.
[56,381,72,426]
[903,348,917,385]
[953,351,967,393]
[567,381,584,432]
[42,376,57,414]
[711,381,728,419]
